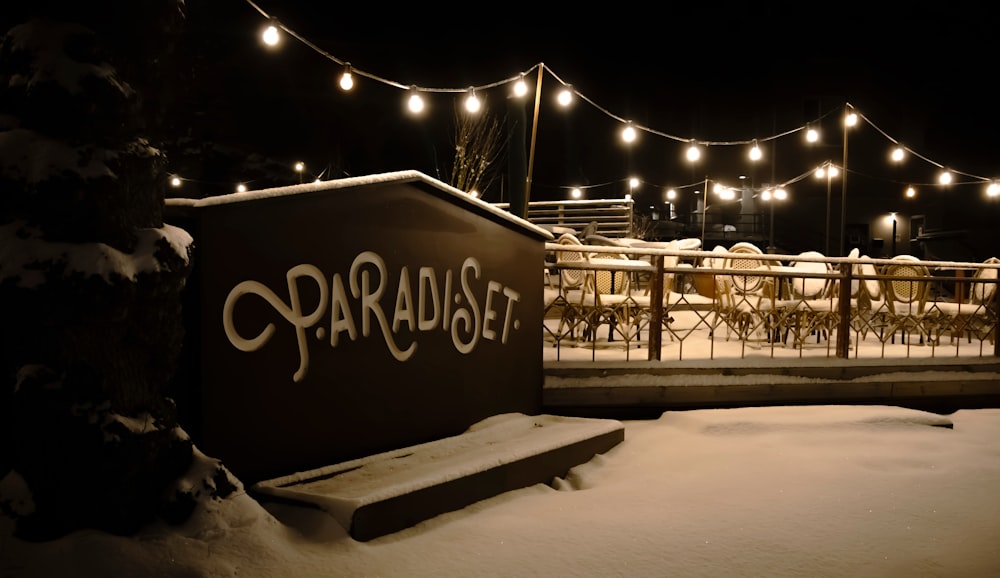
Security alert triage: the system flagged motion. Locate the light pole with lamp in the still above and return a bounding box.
[762,186,787,253]
[840,104,857,256]
[814,161,839,256]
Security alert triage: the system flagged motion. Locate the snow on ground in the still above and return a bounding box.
[4,404,1000,577]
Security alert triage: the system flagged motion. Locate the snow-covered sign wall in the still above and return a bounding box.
[166,171,551,482]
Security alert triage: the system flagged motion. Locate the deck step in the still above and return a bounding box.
[250,413,625,541]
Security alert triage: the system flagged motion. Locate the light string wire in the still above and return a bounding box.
[855,109,988,182]
[238,0,995,197]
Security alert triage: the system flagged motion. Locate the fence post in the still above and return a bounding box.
[991,276,999,358]
[837,262,852,358]
[648,255,664,361]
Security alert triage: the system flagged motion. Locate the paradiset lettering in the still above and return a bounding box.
[222,251,521,382]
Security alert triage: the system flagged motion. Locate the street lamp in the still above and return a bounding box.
[814,161,839,256]
[761,187,787,254]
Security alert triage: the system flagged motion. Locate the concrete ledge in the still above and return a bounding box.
[250,413,624,541]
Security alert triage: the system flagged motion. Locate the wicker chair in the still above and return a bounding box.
[714,242,771,343]
[881,255,932,346]
[927,257,999,348]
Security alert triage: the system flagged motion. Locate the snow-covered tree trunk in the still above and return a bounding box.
[0,1,236,540]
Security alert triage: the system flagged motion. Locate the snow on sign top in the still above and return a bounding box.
[165,170,554,241]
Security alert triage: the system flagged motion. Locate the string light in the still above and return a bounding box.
[170,176,182,187]
[622,122,637,144]
[570,187,582,199]
[512,74,528,97]
[988,182,1000,197]
[261,19,280,46]
[815,164,839,179]
[338,64,354,91]
[557,86,573,107]
[666,188,677,201]
[686,141,701,162]
[905,185,916,198]
[464,88,481,113]
[236,183,247,193]
[407,86,425,114]
[231,4,998,203]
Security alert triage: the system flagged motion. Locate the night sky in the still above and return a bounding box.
[177,0,1000,244]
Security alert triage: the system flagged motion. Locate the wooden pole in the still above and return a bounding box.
[524,64,544,217]
[647,255,664,361]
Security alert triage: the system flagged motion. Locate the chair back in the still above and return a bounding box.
[723,242,767,295]
[556,233,588,289]
[853,256,882,302]
[676,238,702,251]
[788,251,830,299]
[971,257,1000,304]
[704,245,728,270]
[882,255,929,313]
[589,252,631,296]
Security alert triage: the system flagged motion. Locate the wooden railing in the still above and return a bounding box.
[495,198,634,238]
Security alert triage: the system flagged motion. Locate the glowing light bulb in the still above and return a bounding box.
[236,183,247,193]
[170,176,181,187]
[513,76,528,97]
[938,170,953,185]
[891,146,905,162]
[666,189,676,201]
[806,127,820,143]
[906,186,916,198]
[845,111,858,127]
[262,22,280,46]
[686,143,701,162]
[749,140,762,161]
[339,65,354,91]
[570,187,582,199]
[407,88,424,114]
[629,177,639,189]
[761,189,772,201]
[773,188,788,201]
[988,182,1000,197]
[557,87,573,106]
[295,161,305,173]
[469,190,479,198]
[622,123,637,143]
[465,88,480,113]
